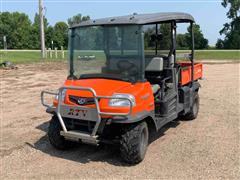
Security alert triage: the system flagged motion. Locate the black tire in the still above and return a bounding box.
[48,116,76,150]
[120,121,149,165]
[182,93,200,120]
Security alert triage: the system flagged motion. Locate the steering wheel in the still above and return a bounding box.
[116,60,138,76]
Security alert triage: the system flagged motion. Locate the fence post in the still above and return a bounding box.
[61,46,64,59]
[48,48,52,59]
[55,47,57,59]
[45,48,47,59]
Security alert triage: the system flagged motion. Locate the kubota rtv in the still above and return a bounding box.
[41,12,202,164]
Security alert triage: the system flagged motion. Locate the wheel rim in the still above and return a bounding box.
[193,99,198,115]
[140,127,148,156]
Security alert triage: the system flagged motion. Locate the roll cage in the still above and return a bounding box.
[69,12,195,84]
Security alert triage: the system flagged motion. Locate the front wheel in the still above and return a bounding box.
[48,116,76,150]
[120,121,149,164]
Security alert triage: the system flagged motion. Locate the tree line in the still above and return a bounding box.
[0,11,209,50]
[144,23,209,50]
[0,12,89,50]
[216,0,240,49]
[0,0,239,50]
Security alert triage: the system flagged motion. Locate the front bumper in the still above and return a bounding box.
[46,106,153,124]
[41,86,133,144]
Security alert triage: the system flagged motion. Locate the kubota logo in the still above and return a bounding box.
[77,98,86,105]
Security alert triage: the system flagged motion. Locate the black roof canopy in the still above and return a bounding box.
[71,12,194,28]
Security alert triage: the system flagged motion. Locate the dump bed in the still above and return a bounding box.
[178,62,203,85]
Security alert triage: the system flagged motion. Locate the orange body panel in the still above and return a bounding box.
[178,62,203,85]
[54,79,154,117]
[53,63,202,116]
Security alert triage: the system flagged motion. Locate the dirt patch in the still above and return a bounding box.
[0,62,239,179]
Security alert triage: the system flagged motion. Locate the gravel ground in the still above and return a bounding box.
[0,62,239,179]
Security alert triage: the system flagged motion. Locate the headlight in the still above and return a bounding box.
[109,94,136,107]
[55,89,66,101]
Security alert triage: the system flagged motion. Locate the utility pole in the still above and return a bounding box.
[39,0,46,59]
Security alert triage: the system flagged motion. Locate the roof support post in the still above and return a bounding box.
[104,27,110,67]
[69,29,75,78]
[171,21,177,64]
[139,26,145,81]
[190,22,195,86]
[121,27,124,55]
[155,24,158,55]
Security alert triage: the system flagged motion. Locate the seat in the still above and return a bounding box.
[145,57,163,72]
[145,57,163,94]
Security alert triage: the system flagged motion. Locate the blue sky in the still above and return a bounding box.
[1,0,229,45]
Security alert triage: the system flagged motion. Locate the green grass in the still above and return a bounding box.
[176,50,240,60]
[0,50,67,64]
[194,50,240,60]
[0,50,239,64]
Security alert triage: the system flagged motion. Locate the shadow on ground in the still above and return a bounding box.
[26,120,180,166]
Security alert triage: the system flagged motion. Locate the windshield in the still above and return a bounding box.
[69,25,144,82]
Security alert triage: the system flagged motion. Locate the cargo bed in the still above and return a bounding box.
[178,62,203,85]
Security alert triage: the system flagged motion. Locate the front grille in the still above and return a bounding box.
[69,95,97,105]
[64,118,96,132]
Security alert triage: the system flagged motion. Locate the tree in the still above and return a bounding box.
[52,22,68,49]
[0,12,32,49]
[144,26,155,49]
[216,0,240,49]
[216,39,224,49]
[29,13,49,49]
[186,24,208,49]
[144,23,172,51]
[45,26,54,49]
[32,14,69,49]
[159,23,172,50]
[0,12,90,49]
[68,14,90,26]
[221,0,239,21]
[176,34,188,50]
[144,23,208,50]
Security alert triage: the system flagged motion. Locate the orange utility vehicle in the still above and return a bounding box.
[41,12,202,164]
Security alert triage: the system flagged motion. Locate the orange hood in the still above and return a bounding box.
[64,79,133,96]
[54,78,154,115]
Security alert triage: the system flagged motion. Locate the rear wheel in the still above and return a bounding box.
[120,121,149,164]
[48,115,76,150]
[182,93,200,120]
